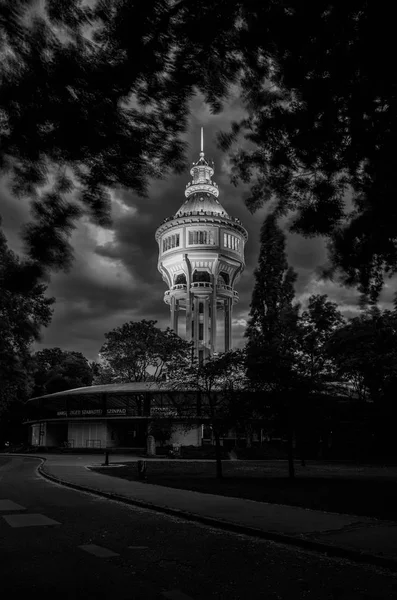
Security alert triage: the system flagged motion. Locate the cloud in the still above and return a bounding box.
[2,93,394,362]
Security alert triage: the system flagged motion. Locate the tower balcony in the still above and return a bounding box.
[190,281,213,294]
[217,283,239,304]
[164,284,187,304]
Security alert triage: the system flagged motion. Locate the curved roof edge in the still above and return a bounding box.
[27,382,174,403]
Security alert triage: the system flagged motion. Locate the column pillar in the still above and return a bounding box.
[193,295,199,360]
[184,254,192,343]
[170,296,179,333]
[224,297,233,352]
[203,296,209,359]
[210,275,217,355]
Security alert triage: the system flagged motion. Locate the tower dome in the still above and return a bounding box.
[155,128,248,363]
[175,193,229,218]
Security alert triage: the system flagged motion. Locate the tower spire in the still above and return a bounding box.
[201,127,203,153]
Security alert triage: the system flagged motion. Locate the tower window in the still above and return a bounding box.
[199,302,204,314]
[199,323,204,340]
[193,270,210,283]
[223,233,240,251]
[174,273,186,285]
[163,234,180,252]
[188,230,216,245]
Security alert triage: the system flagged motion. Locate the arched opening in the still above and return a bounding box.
[192,270,210,283]
[174,273,186,285]
[219,272,230,285]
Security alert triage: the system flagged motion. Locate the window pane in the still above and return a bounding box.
[176,234,180,246]
[209,230,214,245]
[193,231,198,244]
[199,323,204,340]
[228,234,231,248]
[223,233,227,246]
[188,231,193,244]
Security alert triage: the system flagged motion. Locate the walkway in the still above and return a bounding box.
[7,453,397,572]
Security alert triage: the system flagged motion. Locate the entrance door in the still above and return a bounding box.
[116,422,147,448]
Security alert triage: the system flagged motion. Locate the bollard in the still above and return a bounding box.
[104,449,110,466]
[137,459,147,481]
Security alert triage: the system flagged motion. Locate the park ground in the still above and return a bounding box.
[92,459,397,522]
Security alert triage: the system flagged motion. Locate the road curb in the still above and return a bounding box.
[34,461,397,573]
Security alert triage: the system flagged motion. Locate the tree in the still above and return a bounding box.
[0,222,54,415]
[326,308,397,405]
[1,2,396,299]
[245,212,301,477]
[90,360,121,385]
[32,347,93,397]
[245,213,300,385]
[297,294,345,393]
[168,350,248,479]
[99,319,191,383]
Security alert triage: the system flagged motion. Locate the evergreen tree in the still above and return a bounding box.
[245,213,300,477]
[245,213,300,390]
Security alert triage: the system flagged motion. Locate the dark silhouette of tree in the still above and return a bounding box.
[0,221,54,414]
[168,350,247,479]
[326,307,397,405]
[246,213,300,388]
[1,1,395,299]
[32,347,93,397]
[99,319,191,382]
[297,294,345,393]
[245,213,300,477]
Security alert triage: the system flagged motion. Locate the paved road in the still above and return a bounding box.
[1,456,397,599]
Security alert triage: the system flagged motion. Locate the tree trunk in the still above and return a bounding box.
[214,430,223,479]
[246,423,253,448]
[287,428,295,479]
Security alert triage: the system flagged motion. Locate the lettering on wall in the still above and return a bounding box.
[106,408,127,415]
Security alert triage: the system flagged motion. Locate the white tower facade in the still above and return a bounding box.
[155,130,248,363]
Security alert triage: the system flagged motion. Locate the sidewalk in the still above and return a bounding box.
[18,453,397,572]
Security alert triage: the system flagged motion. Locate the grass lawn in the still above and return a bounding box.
[91,460,397,521]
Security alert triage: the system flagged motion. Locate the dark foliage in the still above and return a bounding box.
[1,1,393,299]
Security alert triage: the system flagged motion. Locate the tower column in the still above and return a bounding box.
[170,296,179,333]
[224,297,233,352]
[203,296,210,359]
[184,254,192,344]
[210,279,217,355]
[193,295,200,359]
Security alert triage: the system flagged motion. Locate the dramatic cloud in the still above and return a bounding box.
[1,93,394,361]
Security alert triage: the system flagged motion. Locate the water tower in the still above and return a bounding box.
[155,129,248,363]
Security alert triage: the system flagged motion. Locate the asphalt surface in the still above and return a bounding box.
[1,456,397,599]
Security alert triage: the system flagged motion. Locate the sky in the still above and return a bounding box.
[1,92,395,361]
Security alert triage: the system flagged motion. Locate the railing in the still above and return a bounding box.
[171,284,187,291]
[217,283,233,292]
[190,282,212,290]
